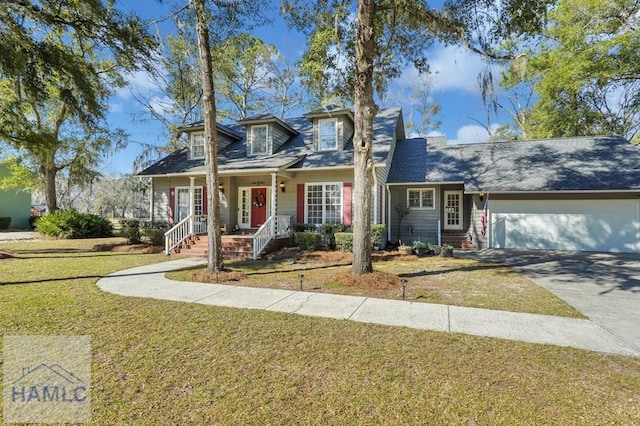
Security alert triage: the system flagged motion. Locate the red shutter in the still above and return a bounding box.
[297,184,305,223]
[202,186,208,215]
[168,187,175,223]
[342,182,352,226]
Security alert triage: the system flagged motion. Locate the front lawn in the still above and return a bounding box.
[1,238,639,424]
[168,248,583,318]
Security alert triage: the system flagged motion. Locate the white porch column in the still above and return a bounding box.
[372,171,378,223]
[270,173,277,234]
[149,178,155,222]
[189,176,196,234]
[386,185,392,243]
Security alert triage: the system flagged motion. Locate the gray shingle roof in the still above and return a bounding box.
[138,107,402,176]
[388,135,640,191]
[386,138,427,182]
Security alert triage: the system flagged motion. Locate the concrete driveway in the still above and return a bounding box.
[464,249,640,353]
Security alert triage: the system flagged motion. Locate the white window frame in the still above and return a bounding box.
[250,124,268,155]
[407,188,435,210]
[305,182,343,225]
[190,132,205,159]
[175,186,203,221]
[318,118,338,151]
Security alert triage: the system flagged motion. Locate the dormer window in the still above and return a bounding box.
[251,125,268,155]
[319,118,338,151]
[190,132,205,159]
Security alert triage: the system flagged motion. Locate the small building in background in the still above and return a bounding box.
[0,164,32,229]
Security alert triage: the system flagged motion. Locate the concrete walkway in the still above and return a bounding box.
[0,231,38,242]
[97,258,639,357]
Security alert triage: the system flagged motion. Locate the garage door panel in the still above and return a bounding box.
[490,200,639,253]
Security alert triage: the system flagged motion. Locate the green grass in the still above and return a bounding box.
[1,238,639,424]
[169,255,584,318]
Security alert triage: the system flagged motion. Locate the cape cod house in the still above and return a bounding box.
[138,106,640,258]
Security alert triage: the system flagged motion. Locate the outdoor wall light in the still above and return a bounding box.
[280,180,286,193]
[479,192,486,201]
[218,183,224,193]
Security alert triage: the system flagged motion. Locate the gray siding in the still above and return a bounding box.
[389,185,441,245]
[217,133,235,151]
[311,114,354,153]
[244,123,293,156]
[340,115,354,150]
[186,130,236,158]
[153,178,172,222]
[152,176,230,225]
[272,123,291,153]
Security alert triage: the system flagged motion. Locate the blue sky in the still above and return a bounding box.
[104,0,508,174]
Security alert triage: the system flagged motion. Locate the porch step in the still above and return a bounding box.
[173,236,254,260]
[440,232,473,249]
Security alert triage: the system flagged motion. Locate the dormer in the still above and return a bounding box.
[180,122,243,160]
[237,114,298,157]
[304,105,354,153]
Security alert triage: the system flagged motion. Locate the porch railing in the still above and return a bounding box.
[252,215,291,260]
[165,213,291,258]
[164,215,208,255]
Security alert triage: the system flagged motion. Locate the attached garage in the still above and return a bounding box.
[489,199,640,253]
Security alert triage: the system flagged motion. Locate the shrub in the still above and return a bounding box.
[0,217,10,230]
[294,231,322,250]
[412,240,427,249]
[36,210,112,239]
[141,221,170,246]
[320,222,346,234]
[371,224,386,249]
[289,223,315,233]
[320,223,347,249]
[120,220,142,244]
[335,232,353,251]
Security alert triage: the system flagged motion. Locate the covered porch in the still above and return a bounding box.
[162,170,293,259]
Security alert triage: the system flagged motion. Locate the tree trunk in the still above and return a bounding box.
[192,0,224,272]
[41,164,58,213]
[352,0,377,275]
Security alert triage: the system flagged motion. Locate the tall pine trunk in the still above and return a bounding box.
[352,0,376,275]
[192,0,224,272]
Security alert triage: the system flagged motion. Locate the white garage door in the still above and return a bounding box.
[489,199,640,253]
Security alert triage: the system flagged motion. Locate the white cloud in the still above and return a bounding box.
[109,102,124,114]
[397,44,501,94]
[115,70,163,100]
[148,95,175,116]
[447,123,501,144]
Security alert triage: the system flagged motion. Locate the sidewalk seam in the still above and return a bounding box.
[347,297,368,320]
[191,285,236,303]
[264,291,300,311]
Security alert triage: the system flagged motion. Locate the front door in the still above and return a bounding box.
[250,187,267,227]
[444,190,463,230]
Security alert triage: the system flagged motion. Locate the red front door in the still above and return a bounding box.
[250,187,267,227]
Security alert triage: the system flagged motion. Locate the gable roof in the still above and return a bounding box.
[177,122,244,141]
[138,107,403,176]
[303,104,354,121]
[388,135,640,192]
[237,114,299,136]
